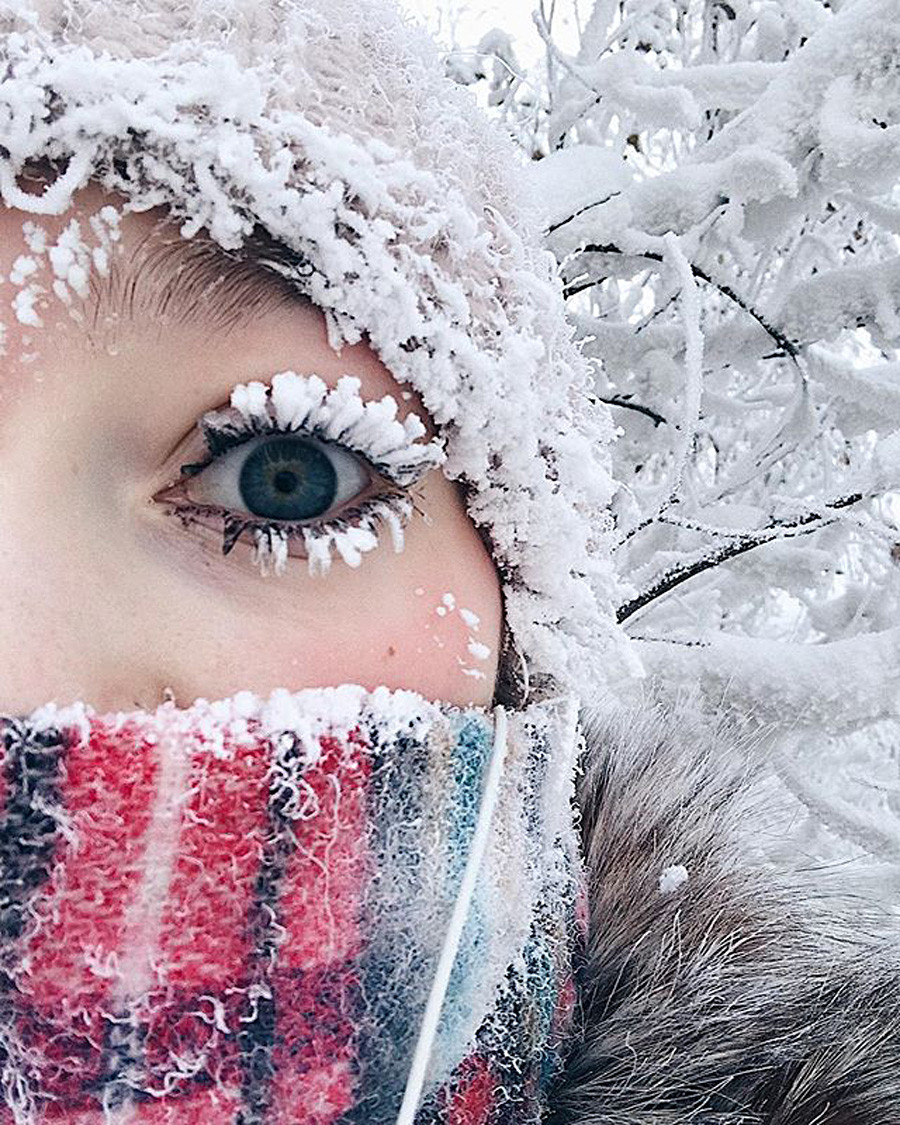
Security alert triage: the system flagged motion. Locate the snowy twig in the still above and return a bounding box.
[617,492,865,623]
[597,394,667,427]
[544,191,623,236]
[564,242,800,360]
[655,232,703,514]
[636,625,900,736]
[774,749,900,862]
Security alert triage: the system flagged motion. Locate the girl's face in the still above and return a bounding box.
[0,184,502,715]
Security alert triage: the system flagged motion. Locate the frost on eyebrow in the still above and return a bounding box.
[7,209,121,330]
[7,194,314,345]
[202,371,446,489]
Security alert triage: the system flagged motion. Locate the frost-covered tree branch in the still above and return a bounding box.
[616,491,865,624]
[445,0,900,869]
[636,626,900,737]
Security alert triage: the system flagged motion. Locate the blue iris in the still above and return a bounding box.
[239,436,337,520]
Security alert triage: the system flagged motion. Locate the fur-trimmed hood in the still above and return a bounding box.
[549,701,900,1125]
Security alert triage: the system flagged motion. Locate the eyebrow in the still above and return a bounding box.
[86,224,314,340]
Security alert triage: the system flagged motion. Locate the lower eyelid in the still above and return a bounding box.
[154,487,414,570]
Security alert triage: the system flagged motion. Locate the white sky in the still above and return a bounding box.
[398,0,583,62]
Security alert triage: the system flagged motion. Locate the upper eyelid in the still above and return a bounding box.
[193,371,446,490]
[180,428,377,493]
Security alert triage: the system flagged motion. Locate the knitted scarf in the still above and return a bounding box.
[0,686,582,1124]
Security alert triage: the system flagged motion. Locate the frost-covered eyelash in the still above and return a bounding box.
[167,369,442,577]
[198,371,445,488]
[252,491,414,577]
[169,490,415,578]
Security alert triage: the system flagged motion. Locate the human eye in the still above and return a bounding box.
[151,372,445,576]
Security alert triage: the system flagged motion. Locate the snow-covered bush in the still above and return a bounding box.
[439,0,900,876]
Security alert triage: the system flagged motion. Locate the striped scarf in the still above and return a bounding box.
[0,685,582,1124]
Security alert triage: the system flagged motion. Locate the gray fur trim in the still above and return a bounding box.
[545,701,900,1125]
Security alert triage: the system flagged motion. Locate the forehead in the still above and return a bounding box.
[0,181,312,340]
[0,182,434,435]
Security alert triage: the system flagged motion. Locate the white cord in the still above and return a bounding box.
[393,706,510,1125]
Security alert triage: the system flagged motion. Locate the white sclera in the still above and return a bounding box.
[186,432,370,518]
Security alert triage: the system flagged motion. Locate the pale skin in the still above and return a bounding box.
[0,183,502,715]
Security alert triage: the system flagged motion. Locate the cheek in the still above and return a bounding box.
[398,584,498,686]
[353,478,503,705]
[196,475,503,708]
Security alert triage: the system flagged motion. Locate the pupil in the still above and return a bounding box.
[274,469,298,494]
[239,437,338,521]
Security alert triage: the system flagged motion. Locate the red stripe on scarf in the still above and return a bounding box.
[269,730,371,1122]
[21,720,159,1005]
[141,730,272,1102]
[447,1056,495,1125]
[155,732,270,989]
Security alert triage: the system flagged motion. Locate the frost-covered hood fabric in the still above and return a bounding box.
[0,0,634,695]
[0,686,581,1124]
